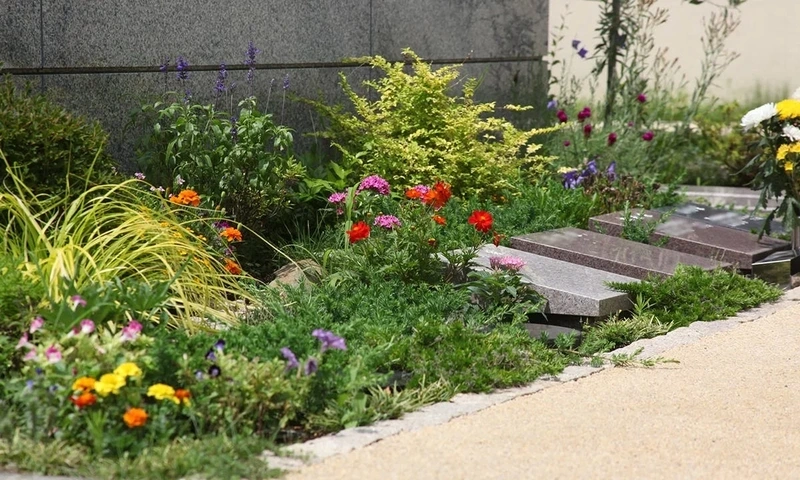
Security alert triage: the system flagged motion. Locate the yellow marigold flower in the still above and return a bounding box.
[777,143,800,160]
[95,373,126,396]
[113,362,142,379]
[777,99,800,120]
[71,377,96,392]
[786,162,794,173]
[147,383,179,404]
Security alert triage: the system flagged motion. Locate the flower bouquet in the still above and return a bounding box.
[741,89,800,245]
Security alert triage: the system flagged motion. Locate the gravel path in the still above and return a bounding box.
[286,299,800,480]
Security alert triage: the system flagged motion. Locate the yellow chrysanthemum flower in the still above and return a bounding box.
[777,99,800,120]
[776,143,800,160]
[113,362,143,379]
[71,377,96,392]
[94,373,126,396]
[786,162,794,173]
[147,383,179,404]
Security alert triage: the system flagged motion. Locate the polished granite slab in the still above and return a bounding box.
[658,202,784,235]
[510,228,731,280]
[472,244,635,317]
[588,209,789,270]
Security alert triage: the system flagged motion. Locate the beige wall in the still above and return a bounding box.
[549,0,800,102]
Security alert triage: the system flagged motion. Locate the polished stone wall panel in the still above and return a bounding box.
[1,0,41,68]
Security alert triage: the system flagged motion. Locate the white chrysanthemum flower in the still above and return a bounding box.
[741,103,777,131]
[784,125,800,141]
[791,86,800,100]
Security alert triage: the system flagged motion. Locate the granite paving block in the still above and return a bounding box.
[0,0,41,68]
[41,0,370,67]
[588,208,789,269]
[660,202,784,235]
[372,0,548,59]
[510,228,731,280]
[472,244,636,317]
[679,185,780,209]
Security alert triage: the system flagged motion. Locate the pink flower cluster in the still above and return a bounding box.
[357,175,391,196]
[373,215,401,230]
[489,255,526,272]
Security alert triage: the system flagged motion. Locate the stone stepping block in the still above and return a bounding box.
[510,227,730,280]
[588,208,789,270]
[524,323,582,345]
[658,202,784,235]
[471,244,636,317]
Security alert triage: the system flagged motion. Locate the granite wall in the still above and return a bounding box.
[1,0,549,165]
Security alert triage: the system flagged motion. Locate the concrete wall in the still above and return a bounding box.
[549,0,800,103]
[1,0,550,164]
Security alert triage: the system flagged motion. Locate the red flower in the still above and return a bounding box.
[556,109,568,123]
[583,123,593,138]
[607,132,618,146]
[70,392,97,409]
[637,93,647,103]
[432,214,446,226]
[224,258,242,275]
[422,181,452,210]
[468,210,494,233]
[642,130,654,142]
[405,188,422,200]
[346,221,371,244]
[492,231,505,247]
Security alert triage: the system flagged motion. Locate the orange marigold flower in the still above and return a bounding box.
[432,214,446,226]
[224,258,242,275]
[71,377,96,392]
[422,182,452,210]
[169,189,201,207]
[70,392,97,409]
[123,407,148,428]
[346,221,371,244]
[468,210,494,233]
[175,388,192,406]
[220,227,243,242]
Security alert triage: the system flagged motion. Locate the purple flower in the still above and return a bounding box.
[281,347,299,370]
[578,47,589,58]
[357,175,391,195]
[195,370,204,380]
[546,99,558,110]
[563,140,571,147]
[176,56,190,81]
[562,169,581,189]
[556,110,568,123]
[23,350,37,361]
[312,329,347,352]
[606,161,617,181]
[245,41,260,83]
[121,320,142,342]
[208,365,221,378]
[30,317,44,333]
[571,39,581,49]
[282,74,290,90]
[327,192,347,204]
[304,357,318,375]
[577,107,592,122]
[489,255,526,272]
[134,172,146,180]
[583,123,593,138]
[627,121,635,128]
[150,186,166,193]
[214,339,226,350]
[230,116,239,143]
[642,130,655,142]
[411,185,430,196]
[205,349,217,361]
[214,221,231,230]
[45,345,62,363]
[637,93,647,103]
[159,58,169,73]
[25,380,34,391]
[80,319,95,334]
[607,132,618,146]
[583,159,598,176]
[373,215,402,230]
[215,63,228,94]
[70,296,87,309]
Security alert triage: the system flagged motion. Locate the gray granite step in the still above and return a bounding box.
[658,202,785,235]
[472,244,635,317]
[510,228,731,280]
[588,209,789,270]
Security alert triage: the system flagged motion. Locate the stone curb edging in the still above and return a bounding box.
[271,287,800,472]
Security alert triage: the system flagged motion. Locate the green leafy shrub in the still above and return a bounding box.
[308,49,557,199]
[134,96,306,232]
[0,76,114,196]
[609,266,782,328]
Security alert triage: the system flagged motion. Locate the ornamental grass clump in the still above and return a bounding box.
[0,151,259,330]
[307,48,558,199]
